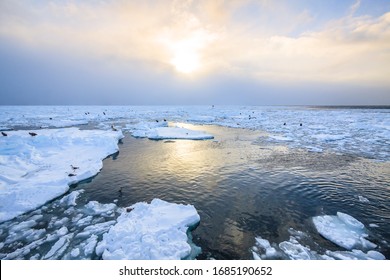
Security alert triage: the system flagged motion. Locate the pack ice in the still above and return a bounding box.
[252,213,385,260]
[96,199,200,260]
[0,127,123,222]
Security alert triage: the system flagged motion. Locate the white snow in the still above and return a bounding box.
[312,212,377,250]
[0,127,123,222]
[96,198,200,260]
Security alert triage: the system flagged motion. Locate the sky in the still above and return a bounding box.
[0,0,389,105]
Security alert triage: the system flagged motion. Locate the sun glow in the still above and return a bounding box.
[171,49,200,74]
[165,36,206,75]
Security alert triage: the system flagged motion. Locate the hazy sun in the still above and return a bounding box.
[171,49,200,74]
[166,37,204,74]
[162,30,213,75]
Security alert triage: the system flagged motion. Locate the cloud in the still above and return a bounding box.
[349,0,361,16]
[0,0,389,86]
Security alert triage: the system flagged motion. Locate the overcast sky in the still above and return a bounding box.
[0,0,389,105]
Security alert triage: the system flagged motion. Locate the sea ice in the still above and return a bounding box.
[1,106,389,160]
[279,238,315,260]
[147,127,214,140]
[358,195,370,203]
[59,190,84,206]
[326,249,385,260]
[96,198,200,260]
[0,127,123,222]
[312,212,377,250]
[84,201,117,216]
[252,237,279,260]
[127,120,169,138]
[252,228,386,260]
[43,233,74,259]
[187,115,216,123]
[268,135,293,142]
[128,121,214,140]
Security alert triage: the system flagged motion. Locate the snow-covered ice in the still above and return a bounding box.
[1,105,389,160]
[312,212,377,250]
[252,237,279,260]
[0,127,123,222]
[147,127,214,140]
[126,120,214,140]
[0,190,122,260]
[252,228,385,260]
[252,212,386,260]
[96,198,200,260]
[126,120,169,138]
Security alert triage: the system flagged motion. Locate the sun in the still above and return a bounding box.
[162,31,213,75]
[171,49,200,74]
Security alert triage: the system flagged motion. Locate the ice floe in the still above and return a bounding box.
[126,120,214,140]
[0,190,122,260]
[0,195,202,260]
[252,212,386,260]
[252,237,280,260]
[96,198,200,260]
[126,120,169,138]
[358,195,370,203]
[312,212,377,250]
[147,127,214,140]
[0,127,123,222]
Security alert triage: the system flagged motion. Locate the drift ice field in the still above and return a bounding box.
[0,105,389,260]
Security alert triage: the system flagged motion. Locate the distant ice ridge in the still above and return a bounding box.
[0,127,123,223]
[252,213,385,260]
[96,199,201,260]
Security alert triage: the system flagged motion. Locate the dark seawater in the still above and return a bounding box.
[0,123,389,259]
[74,124,390,259]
